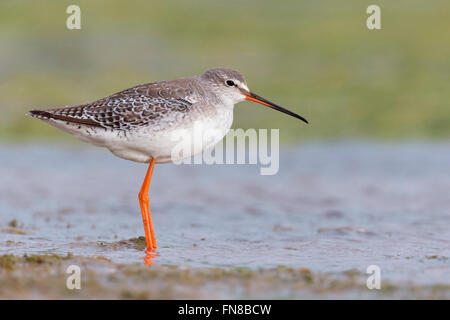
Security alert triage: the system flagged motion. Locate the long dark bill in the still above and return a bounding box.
[245,92,308,124]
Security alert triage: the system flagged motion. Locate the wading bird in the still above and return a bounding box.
[29,68,308,252]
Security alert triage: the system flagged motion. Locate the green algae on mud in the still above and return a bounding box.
[0,253,71,271]
[106,236,147,251]
[2,218,27,235]
[0,254,449,299]
[1,228,27,235]
[73,237,148,252]
[8,219,18,228]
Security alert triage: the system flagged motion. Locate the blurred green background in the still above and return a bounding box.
[1,0,449,143]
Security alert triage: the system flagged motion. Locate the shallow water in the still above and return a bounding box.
[0,141,449,286]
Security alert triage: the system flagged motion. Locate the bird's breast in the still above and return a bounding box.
[161,106,233,162]
[124,105,233,163]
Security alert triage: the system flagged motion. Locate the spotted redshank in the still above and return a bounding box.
[29,68,308,252]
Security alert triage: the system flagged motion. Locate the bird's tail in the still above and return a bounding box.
[28,109,54,120]
[28,109,100,126]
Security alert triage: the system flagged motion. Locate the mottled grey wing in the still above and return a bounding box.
[31,81,196,131]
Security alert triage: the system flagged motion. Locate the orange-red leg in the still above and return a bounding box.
[138,158,157,250]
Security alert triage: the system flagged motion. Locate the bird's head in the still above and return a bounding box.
[200,68,308,124]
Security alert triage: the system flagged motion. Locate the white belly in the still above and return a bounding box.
[105,109,233,163]
[42,105,234,164]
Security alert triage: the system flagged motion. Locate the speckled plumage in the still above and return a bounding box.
[31,79,203,131]
[29,68,248,163]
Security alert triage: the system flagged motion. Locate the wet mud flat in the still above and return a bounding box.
[0,142,449,298]
[1,254,448,299]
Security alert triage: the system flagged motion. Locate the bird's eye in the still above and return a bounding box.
[226,80,235,87]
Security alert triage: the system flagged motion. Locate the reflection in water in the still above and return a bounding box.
[143,249,159,265]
